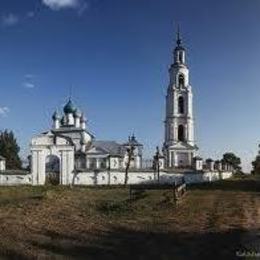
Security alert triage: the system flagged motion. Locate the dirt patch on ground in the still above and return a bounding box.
[0,177,259,259]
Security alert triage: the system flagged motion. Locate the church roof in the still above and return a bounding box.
[89,140,125,157]
[168,142,198,151]
[193,156,203,160]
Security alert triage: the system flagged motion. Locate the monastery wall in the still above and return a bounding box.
[0,174,32,185]
[72,170,233,186]
[0,171,233,186]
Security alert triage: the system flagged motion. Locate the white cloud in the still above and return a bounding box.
[2,13,19,27]
[23,82,35,89]
[42,0,84,11]
[0,107,9,117]
[23,74,36,89]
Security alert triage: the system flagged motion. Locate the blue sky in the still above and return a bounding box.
[0,0,260,172]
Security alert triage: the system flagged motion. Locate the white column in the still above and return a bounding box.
[53,120,60,129]
[106,158,110,169]
[68,150,74,184]
[67,113,74,126]
[174,123,177,142]
[60,150,74,185]
[31,150,39,185]
[135,156,141,169]
[185,124,188,141]
[38,150,46,185]
[174,152,178,167]
[86,157,90,169]
[81,121,86,130]
[75,117,80,128]
[61,151,67,185]
[96,158,100,169]
[187,91,193,117]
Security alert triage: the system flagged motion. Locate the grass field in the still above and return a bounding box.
[0,175,259,259]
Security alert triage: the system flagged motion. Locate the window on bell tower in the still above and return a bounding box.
[178,74,184,87]
[178,96,184,114]
[178,125,185,142]
[179,52,183,63]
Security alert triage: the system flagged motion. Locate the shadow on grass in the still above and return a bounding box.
[190,176,260,193]
[15,227,254,259]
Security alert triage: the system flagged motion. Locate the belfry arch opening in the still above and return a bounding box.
[178,96,184,114]
[45,155,60,185]
[178,74,185,87]
[178,125,185,142]
[179,52,183,63]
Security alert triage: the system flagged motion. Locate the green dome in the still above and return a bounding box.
[64,99,77,114]
[74,109,82,118]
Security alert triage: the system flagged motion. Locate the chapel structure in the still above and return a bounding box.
[163,29,198,168]
[30,99,143,185]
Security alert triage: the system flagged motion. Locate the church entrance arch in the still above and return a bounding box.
[31,132,75,185]
[45,155,60,185]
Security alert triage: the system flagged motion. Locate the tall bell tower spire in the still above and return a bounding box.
[177,24,181,46]
[163,27,198,168]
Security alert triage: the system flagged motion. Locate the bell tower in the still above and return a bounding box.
[163,28,198,168]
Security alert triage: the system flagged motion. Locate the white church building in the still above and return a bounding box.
[30,99,143,185]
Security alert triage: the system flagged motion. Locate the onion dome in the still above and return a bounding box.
[61,116,65,125]
[74,109,82,118]
[52,110,60,120]
[124,134,143,147]
[64,99,77,114]
[130,134,143,147]
[80,113,87,122]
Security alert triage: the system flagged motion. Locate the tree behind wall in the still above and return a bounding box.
[222,152,241,173]
[0,130,22,169]
[252,155,260,174]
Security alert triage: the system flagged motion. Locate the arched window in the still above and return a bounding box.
[178,125,185,142]
[89,158,97,169]
[178,96,184,114]
[179,52,183,63]
[178,74,184,87]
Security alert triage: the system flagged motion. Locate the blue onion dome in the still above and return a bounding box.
[64,99,77,114]
[52,110,60,120]
[80,113,87,122]
[61,116,65,125]
[74,109,82,118]
[129,134,142,146]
